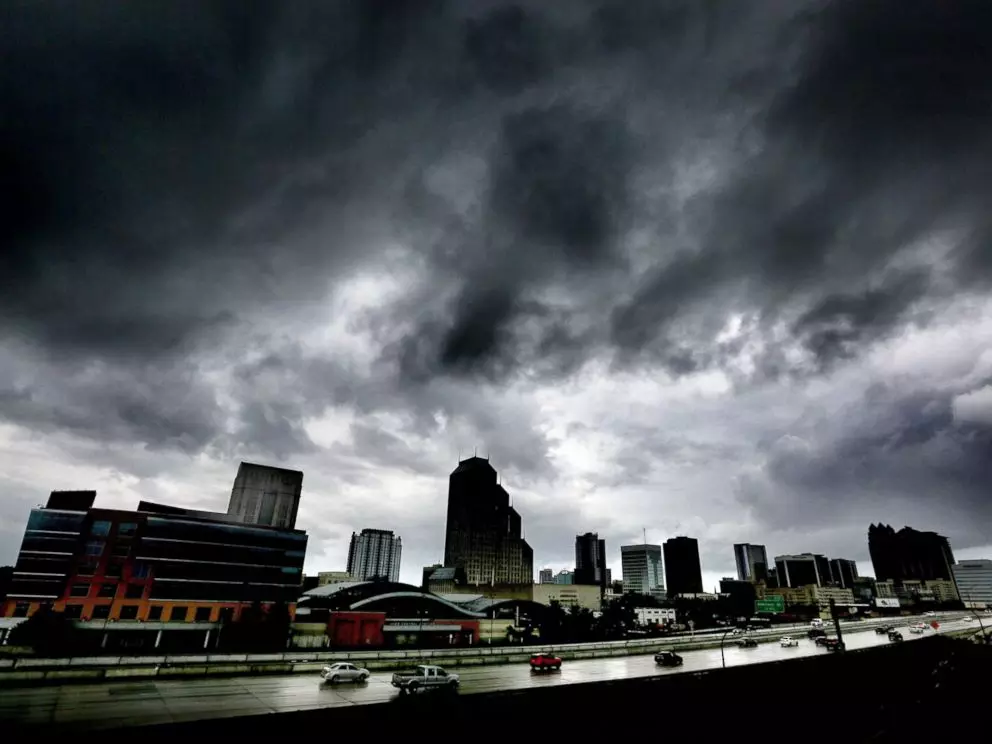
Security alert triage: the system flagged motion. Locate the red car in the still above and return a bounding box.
[529,653,562,671]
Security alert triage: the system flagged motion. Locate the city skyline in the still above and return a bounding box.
[4,1,992,591]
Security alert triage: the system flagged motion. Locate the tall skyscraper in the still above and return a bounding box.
[663,536,703,595]
[227,462,303,529]
[829,558,859,589]
[538,568,554,584]
[442,457,533,585]
[868,524,956,583]
[574,532,607,591]
[733,543,769,582]
[347,528,402,582]
[774,553,830,588]
[621,544,664,595]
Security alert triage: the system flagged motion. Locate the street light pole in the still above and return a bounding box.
[720,627,733,669]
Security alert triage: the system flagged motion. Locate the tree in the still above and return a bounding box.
[7,606,77,655]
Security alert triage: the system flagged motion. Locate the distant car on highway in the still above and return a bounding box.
[819,638,845,652]
[888,630,904,642]
[654,650,683,667]
[737,638,758,648]
[923,611,936,617]
[910,623,926,634]
[529,653,562,671]
[320,662,370,684]
[808,628,827,640]
[875,625,894,635]
[779,636,798,648]
[391,665,460,693]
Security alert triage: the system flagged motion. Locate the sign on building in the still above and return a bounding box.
[874,597,900,609]
[755,596,785,614]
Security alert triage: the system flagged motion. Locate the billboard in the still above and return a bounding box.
[874,597,900,609]
[755,596,785,614]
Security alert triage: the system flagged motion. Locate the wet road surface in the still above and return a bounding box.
[0,617,973,729]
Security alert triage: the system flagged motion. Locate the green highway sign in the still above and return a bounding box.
[755,596,785,614]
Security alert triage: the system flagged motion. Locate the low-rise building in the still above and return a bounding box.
[317,571,352,586]
[635,607,677,626]
[531,583,601,611]
[810,585,855,608]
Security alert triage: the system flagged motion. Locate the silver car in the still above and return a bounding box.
[320,662,370,684]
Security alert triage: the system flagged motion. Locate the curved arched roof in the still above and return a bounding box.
[351,592,486,618]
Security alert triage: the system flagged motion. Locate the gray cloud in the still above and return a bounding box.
[4,0,992,577]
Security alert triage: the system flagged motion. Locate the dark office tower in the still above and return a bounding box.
[733,543,769,582]
[443,457,533,586]
[574,533,607,591]
[829,558,859,589]
[868,524,957,583]
[663,537,703,596]
[774,553,830,587]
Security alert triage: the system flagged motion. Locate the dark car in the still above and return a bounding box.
[529,653,562,671]
[808,628,827,640]
[888,630,904,642]
[820,638,845,652]
[737,638,758,648]
[654,651,683,667]
[875,625,894,635]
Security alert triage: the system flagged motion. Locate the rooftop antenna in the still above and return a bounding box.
[474,446,477,457]
[643,527,647,545]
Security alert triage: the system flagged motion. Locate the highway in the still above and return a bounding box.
[0,616,975,730]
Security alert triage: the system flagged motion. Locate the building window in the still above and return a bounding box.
[104,562,123,579]
[70,583,90,598]
[195,607,212,622]
[111,543,130,558]
[13,603,29,618]
[92,605,111,619]
[85,540,104,557]
[64,605,83,619]
[118,605,139,620]
[77,561,98,576]
[169,606,188,623]
[218,607,234,623]
[90,521,112,537]
[117,522,137,536]
[125,584,144,599]
[131,562,151,579]
[98,584,117,598]
[147,606,163,621]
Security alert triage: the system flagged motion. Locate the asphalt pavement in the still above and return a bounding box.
[0,615,973,730]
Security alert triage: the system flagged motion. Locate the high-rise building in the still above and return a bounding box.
[621,544,664,595]
[1,491,307,630]
[952,559,992,608]
[868,524,956,584]
[442,457,533,586]
[227,462,303,529]
[734,543,769,582]
[553,570,574,585]
[574,533,607,591]
[774,553,831,588]
[347,529,402,582]
[663,537,703,595]
[829,558,859,589]
[538,568,554,584]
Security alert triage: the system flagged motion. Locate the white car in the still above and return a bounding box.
[320,662,370,684]
[779,636,799,648]
[910,623,927,634]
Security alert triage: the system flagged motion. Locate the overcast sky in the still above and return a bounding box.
[3,0,992,590]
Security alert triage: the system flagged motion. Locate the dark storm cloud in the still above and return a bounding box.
[737,382,992,550]
[0,0,462,359]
